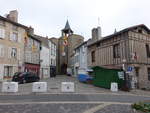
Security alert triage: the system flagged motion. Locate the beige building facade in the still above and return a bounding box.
[0,10,28,81]
[88,24,150,89]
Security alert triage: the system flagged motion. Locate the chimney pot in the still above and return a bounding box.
[7,10,18,22]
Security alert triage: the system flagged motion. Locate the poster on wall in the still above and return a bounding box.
[118,71,124,80]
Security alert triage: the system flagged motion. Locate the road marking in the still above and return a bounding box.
[0,101,132,105]
[83,103,110,113]
[0,92,149,97]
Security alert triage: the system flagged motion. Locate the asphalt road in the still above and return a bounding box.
[0,93,149,113]
[0,93,149,103]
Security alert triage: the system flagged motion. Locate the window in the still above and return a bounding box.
[11,32,18,42]
[12,25,18,31]
[113,44,120,58]
[138,29,142,33]
[148,68,150,81]
[91,51,95,62]
[4,66,13,77]
[0,28,5,38]
[11,48,17,58]
[0,20,5,26]
[82,46,85,53]
[96,43,100,47]
[51,59,53,65]
[146,44,150,58]
[0,45,4,57]
[34,41,39,50]
[51,44,55,56]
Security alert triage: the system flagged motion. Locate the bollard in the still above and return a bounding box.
[61,82,75,92]
[2,82,18,93]
[32,82,47,92]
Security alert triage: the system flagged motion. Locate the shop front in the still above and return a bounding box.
[24,63,40,76]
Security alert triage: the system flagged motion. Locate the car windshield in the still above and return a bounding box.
[14,72,22,76]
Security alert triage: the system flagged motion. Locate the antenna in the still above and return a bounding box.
[98,17,100,26]
[81,32,83,37]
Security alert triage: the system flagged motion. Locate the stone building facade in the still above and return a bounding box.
[88,24,150,89]
[50,38,59,74]
[0,10,28,81]
[49,39,56,77]
[24,32,41,76]
[58,20,84,74]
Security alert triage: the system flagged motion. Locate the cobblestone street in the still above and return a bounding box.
[0,103,135,113]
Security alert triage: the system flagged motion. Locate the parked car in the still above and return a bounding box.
[12,72,40,84]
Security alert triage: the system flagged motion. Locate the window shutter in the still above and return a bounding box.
[8,47,12,59]
[0,29,5,38]
[0,45,4,57]
[10,32,13,41]
[2,29,5,38]
[0,29,2,38]
[17,48,20,60]
[1,46,4,57]
[18,33,22,43]
[0,45,2,57]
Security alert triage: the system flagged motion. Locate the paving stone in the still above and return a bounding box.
[94,104,134,113]
[0,103,100,113]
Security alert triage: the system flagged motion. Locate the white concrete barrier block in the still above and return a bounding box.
[110,82,118,92]
[61,82,75,92]
[2,82,18,93]
[32,82,47,92]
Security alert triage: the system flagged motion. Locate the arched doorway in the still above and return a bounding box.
[61,63,67,75]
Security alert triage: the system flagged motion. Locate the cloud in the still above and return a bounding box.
[0,0,150,40]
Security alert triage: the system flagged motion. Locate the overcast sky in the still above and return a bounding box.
[0,0,150,40]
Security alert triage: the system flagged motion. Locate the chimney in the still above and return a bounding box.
[7,10,18,22]
[28,26,34,35]
[92,26,102,41]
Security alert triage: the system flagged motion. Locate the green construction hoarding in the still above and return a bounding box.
[92,66,125,89]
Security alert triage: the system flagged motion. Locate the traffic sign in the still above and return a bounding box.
[127,66,133,72]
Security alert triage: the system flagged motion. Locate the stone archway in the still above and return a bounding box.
[61,63,67,75]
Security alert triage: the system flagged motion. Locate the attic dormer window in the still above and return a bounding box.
[138,29,142,33]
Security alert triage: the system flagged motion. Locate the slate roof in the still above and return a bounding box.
[33,35,49,48]
[62,20,73,33]
[0,15,28,29]
[88,24,150,47]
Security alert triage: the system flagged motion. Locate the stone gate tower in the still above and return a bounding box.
[58,20,84,75]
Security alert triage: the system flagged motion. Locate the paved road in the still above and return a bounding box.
[1,75,150,97]
[0,103,134,113]
[0,93,149,113]
[0,93,149,103]
[0,75,150,113]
